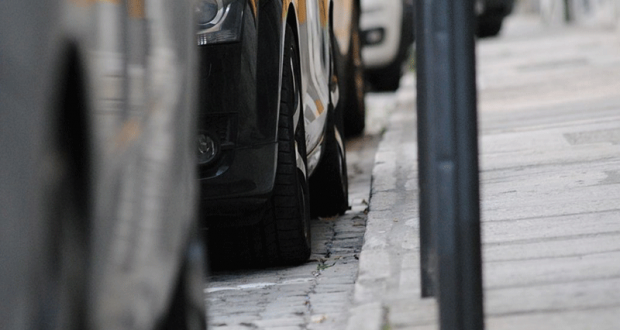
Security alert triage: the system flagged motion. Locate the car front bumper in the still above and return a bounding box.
[360,0,403,69]
[197,2,283,222]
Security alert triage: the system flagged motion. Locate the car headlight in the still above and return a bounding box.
[196,0,245,45]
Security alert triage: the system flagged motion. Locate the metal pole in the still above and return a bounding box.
[415,0,436,299]
[452,1,484,328]
[415,0,484,328]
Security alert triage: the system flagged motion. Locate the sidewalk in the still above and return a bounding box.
[348,15,620,330]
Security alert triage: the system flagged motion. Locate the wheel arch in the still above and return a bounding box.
[277,3,311,182]
[275,3,304,140]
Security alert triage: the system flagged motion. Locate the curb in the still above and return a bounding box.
[346,76,418,330]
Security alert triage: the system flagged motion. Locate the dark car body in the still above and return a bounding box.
[196,0,362,265]
[0,0,205,329]
[197,0,288,216]
[198,0,357,216]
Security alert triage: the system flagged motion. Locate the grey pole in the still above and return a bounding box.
[415,0,484,328]
[415,0,436,299]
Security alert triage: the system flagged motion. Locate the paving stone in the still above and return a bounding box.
[251,317,305,328]
[346,13,620,330]
[205,133,381,329]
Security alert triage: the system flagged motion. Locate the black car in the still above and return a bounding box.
[196,0,365,266]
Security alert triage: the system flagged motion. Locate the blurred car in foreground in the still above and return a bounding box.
[196,0,363,267]
[1,1,205,329]
[360,0,415,92]
[476,0,516,37]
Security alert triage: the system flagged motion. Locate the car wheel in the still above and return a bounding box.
[342,1,367,138]
[207,23,312,267]
[477,14,503,37]
[257,24,312,264]
[159,230,207,330]
[366,60,403,92]
[309,104,349,218]
[206,25,311,268]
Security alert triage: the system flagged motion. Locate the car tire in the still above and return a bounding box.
[206,25,311,268]
[309,104,349,218]
[367,60,403,92]
[342,1,367,138]
[477,14,503,37]
[259,24,312,264]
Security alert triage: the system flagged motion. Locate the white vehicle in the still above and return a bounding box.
[360,0,414,91]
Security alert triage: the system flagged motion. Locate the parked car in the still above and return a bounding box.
[196,0,363,267]
[360,0,514,93]
[0,1,205,329]
[476,0,516,37]
[335,0,368,137]
[360,0,415,92]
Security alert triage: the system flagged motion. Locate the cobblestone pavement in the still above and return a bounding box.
[347,13,620,330]
[205,121,388,329]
